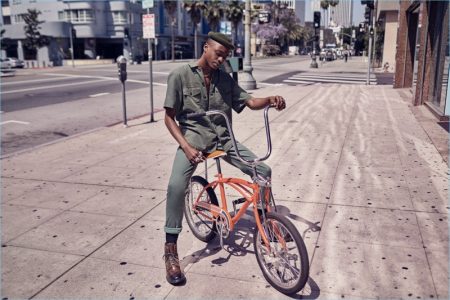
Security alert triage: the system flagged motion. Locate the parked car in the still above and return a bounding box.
[160,44,194,60]
[4,57,24,68]
[0,58,12,69]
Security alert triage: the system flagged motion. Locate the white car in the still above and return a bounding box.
[4,57,24,68]
[0,58,12,69]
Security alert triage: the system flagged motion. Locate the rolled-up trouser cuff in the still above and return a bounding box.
[164,226,182,234]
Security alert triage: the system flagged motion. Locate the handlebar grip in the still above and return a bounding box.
[186,112,206,118]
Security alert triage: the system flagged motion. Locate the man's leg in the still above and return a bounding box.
[164,147,197,285]
[222,142,272,179]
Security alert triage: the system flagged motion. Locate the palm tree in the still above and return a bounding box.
[225,0,244,47]
[164,0,177,61]
[183,1,205,59]
[202,0,223,32]
[320,0,329,28]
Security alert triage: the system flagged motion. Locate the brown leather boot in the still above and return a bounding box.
[164,242,186,285]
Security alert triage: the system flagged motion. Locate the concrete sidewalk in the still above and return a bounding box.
[1,82,448,299]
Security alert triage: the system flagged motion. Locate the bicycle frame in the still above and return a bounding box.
[191,169,275,250]
[187,106,284,251]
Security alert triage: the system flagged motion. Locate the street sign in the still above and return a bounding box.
[142,0,154,9]
[143,14,155,39]
[220,21,232,35]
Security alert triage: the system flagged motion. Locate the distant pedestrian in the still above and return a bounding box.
[344,50,348,62]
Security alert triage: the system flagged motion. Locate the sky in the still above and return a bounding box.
[304,0,365,26]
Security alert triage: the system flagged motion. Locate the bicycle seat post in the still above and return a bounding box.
[215,157,222,175]
[204,160,208,182]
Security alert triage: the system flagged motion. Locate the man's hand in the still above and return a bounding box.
[164,108,205,165]
[246,96,287,110]
[182,144,206,165]
[269,95,286,111]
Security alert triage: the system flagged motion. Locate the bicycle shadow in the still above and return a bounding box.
[181,213,258,268]
[274,205,322,238]
[181,209,321,299]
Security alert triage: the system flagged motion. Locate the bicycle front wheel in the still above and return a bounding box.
[253,212,309,295]
[184,176,218,242]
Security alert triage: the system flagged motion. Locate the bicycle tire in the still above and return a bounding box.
[184,176,219,242]
[253,212,309,295]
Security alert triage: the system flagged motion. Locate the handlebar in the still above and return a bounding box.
[186,106,274,166]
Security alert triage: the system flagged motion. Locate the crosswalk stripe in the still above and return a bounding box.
[285,78,377,84]
[291,73,375,79]
[290,76,376,82]
[281,71,378,85]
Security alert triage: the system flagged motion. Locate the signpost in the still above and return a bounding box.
[143,12,155,122]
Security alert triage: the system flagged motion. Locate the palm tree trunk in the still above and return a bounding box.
[171,18,175,62]
[194,25,198,59]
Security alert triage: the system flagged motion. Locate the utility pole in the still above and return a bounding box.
[69,23,75,68]
[146,7,155,122]
[362,0,375,85]
[239,0,256,90]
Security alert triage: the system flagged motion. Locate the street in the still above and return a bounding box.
[1,56,314,156]
[0,55,391,156]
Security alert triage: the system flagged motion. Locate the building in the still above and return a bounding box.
[275,0,306,24]
[1,0,145,65]
[328,0,352,27]
[393,1,449,119]
[310,0,352,28]
[0,0,242,66]
[376,0,399,73]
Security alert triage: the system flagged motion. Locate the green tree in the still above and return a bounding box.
[164,0,178,61]
[225,0,244,47]
[183,0,205,59]
[23,9,50,64]
[202,0,223,32]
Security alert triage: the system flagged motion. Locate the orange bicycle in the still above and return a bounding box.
[183,106,309,295]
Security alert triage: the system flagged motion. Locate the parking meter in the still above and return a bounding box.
[116,55,128,126]
[117,55,127,82]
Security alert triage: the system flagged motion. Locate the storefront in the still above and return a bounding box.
[394,1,449,119]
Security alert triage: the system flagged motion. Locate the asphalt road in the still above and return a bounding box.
[0,56,311,156]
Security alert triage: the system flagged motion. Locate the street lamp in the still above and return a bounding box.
[239,0,256,90]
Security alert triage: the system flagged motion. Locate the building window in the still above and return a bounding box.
[12,0,21,4]
[14,14,26,23]
[63,9,95,23]
[112,11,127,24]
[3,15,11,24]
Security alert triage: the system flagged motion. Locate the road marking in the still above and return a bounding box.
[0,120,30,125]
[258,82,285,86]
[2,76,75,86]
[0,79,111,94]
[89,92,110,98]
[43,73,167,86]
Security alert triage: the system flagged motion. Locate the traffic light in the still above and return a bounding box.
[361,0,374,9]
[71,28,76,39]
[313,11,321,29]
[364,6,371,24]
[124,28,129,38]
[359,22,365,32]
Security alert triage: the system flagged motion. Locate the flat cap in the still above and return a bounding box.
[208,31,235,50]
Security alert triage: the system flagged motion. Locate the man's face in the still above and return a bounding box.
[204,40,230,70]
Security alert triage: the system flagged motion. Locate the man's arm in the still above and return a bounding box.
[164,108,205,164]
[246,95,286,111]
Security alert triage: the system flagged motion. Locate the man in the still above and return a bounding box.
[163,32,286,285]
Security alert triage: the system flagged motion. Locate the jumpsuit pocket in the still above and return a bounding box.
[183,87,204,110]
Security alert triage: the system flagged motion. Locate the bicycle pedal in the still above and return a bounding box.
[232,198,246,205]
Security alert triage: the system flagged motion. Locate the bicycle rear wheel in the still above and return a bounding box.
[184,176,218,242]
[253,212,309,295]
